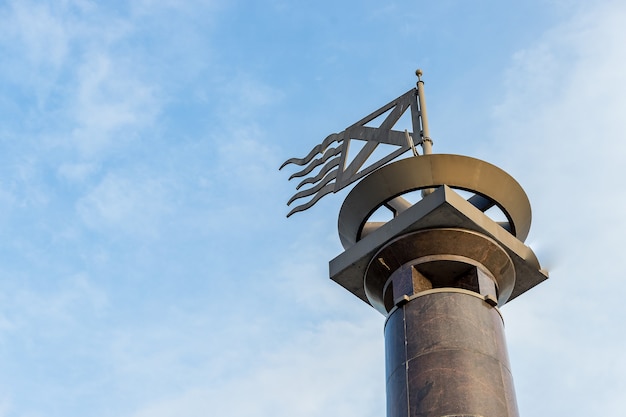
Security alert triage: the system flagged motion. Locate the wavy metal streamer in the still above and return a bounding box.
[279,133,342,169]
[287,169,338,206]
[288,145,342,180]
[296,156,341,189]
[286,184,336,217]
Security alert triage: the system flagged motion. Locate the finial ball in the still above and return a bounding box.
[416,68,423,78]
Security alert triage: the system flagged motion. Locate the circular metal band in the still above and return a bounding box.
[338,154,532,248]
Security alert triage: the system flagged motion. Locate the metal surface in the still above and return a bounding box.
[415,69,433,156]
[280,88,425,217]
[330,184,547,308]
[385,290,519,417]
[364,228,515,314]
[337,154,532,249]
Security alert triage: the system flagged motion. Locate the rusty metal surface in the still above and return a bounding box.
[338,154,532,249]
[385,291,519,417]
[329,185,547,308]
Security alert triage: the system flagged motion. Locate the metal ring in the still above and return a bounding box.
[338,154,532,248]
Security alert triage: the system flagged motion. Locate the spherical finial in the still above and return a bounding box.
[416,68,423,81]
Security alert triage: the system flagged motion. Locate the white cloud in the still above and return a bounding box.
[0,1,70,70]
[69,51,161,156]
[0,396,12,417]
[76,173,172,238]
[128,318,384,417]
[0,272,108,337]
[57,162,99,183]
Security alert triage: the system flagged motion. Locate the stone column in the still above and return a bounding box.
[385,290,518,417]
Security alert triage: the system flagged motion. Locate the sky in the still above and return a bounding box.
[0,0,625,416]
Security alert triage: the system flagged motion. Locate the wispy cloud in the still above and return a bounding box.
[69,52,160,156]
[127,318,384,417]
[76,172,172,238]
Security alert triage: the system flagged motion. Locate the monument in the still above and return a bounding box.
[280,70,547,417]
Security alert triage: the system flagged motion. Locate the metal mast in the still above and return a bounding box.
[281,71,547,417]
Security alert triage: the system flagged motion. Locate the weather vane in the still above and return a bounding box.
[280,69,432,217]
[279,70,547,417]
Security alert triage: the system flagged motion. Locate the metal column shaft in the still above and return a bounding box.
[385,290,519,417]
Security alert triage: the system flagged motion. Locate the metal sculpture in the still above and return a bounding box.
[280,70,434,217]
[280,70,547,417]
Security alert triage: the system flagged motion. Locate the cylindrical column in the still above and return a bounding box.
[385,290,519,417]
[364,229,521,417]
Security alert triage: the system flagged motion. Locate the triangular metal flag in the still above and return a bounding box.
[281,88,422,217]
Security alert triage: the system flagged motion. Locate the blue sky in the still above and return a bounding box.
[0,1,625,416]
